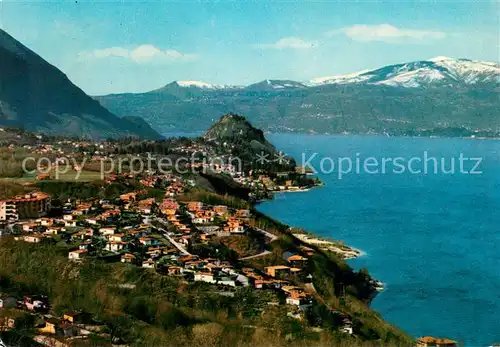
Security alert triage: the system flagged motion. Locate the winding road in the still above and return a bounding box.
[239,227,278,260]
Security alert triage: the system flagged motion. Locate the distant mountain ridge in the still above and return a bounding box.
[0,29,161,139]
[96,56,500,137]
[115,56,500,91]
[309,57,500,88]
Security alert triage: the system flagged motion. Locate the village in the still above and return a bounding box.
[0,159,356,346]
[0,118,425,346]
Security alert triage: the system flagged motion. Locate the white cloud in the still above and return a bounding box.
[328,24,446,43]
[254,37,318,50]
[79,44,198,63]
[93,47,129,59]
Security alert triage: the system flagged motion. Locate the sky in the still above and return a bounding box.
[1,1,498,95]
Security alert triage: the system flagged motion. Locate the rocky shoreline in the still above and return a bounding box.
[291,232,363,260]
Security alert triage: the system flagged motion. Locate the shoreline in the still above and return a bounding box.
[263,131,500,141]
[255,182,387,295]
[261,183,365,260]
[291,232,364,260]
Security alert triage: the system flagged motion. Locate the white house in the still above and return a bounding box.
[142,260,155,269]
[105,241,125,252]
[194,272,216,284]
[68,249,88,260]
[0,201,6,221]
[23,235,44,243]
[217,277,236,287]
[99,227,115,236]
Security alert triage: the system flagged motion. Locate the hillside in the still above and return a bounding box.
[95,57,500,136]
[0,29,161,140]
[203,113,295,170]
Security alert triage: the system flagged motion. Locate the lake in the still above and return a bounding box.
[257,133,500,346]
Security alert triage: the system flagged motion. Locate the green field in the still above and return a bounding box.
[0,169,105,183]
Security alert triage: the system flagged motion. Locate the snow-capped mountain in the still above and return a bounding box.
[308,70,373,85]
[97,55,500,136]
[310,57,500,88]
[243,79,308,91]
[173,80,242,89]
[149,57,499,93]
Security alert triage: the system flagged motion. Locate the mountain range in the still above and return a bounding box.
[96,56,500,136]
[0,26,498,139]
[0,29,161,140]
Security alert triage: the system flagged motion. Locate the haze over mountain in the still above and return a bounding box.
[0,29,161,139]
[96,57,500,136]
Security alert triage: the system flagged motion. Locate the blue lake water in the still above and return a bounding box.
[257,134,500,347]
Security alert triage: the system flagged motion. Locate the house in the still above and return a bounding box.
[179,254,198,263]
[217,277,236,287]
[105,241,125,252]
[46,226,63,235]
[213,205,228,216]
[126,229,145,238]
[287,255,308,268]
[192,210,215,224]
[99,227,116,236]
[417,337,457,347]
[167,266,183,275]
[187,201,203,212]
[23,234,45,243]
[194,272,216,284]
[121,253,136,264]
[64,220,77,227]
[223,217,245,234]
[5,191,51,219]
[68,249,88,260]
[146,246,163,257]
[340,317,353,335]
[38,218,54,226]
[22,223,38,232]
[254,279,264,289]
[86,218,98,225]
[79,240,91,250]
[120,192,137,202]
[142,260,155,269]
[138,237,155,246]
[108,234,125,242]
[39,317,74,337]
[63,311,93,325]
[0,201,6,221]
[236,209,251,218]
[285,291,310,306]
[21,295,49,312]
[74,229,93,240]
[265,265,291,278]
[300,246,315,256]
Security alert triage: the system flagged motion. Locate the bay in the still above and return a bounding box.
[257,133,500,346]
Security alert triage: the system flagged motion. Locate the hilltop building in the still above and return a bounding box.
[0,192,51,220]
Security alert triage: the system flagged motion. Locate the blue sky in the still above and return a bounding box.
[1,1,498,95]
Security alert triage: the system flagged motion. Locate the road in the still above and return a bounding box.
[240,250,271,260]
[154,218,191,255]
[239,227,278,260]
[253,227,278,242]
[154,218,276,259]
